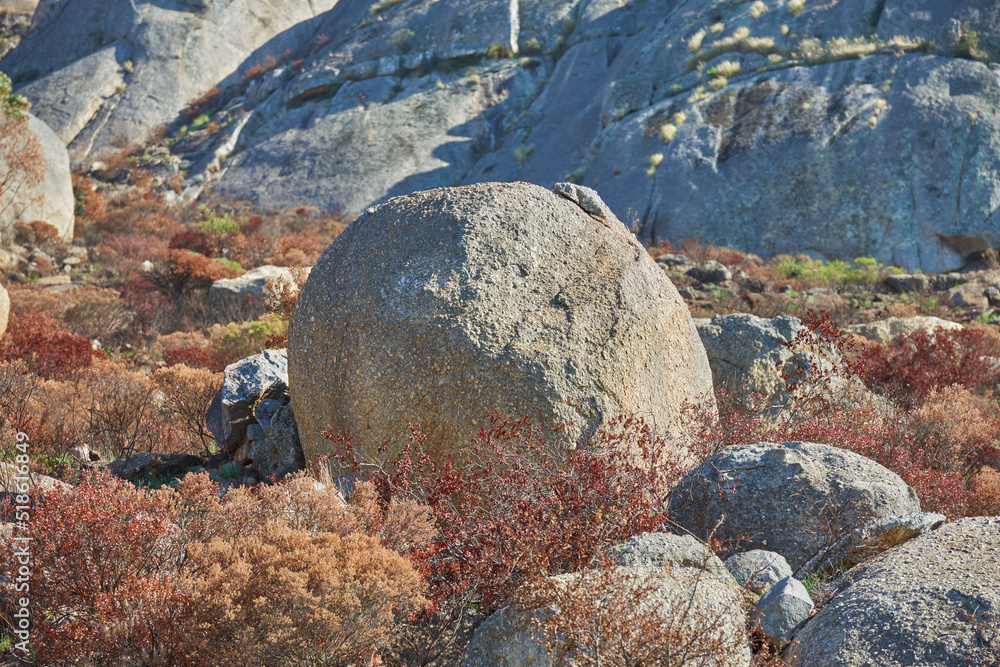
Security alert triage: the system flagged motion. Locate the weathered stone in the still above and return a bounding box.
[0,282,8,341]
[461,565,750,667]
[687,260,732,285]
[882,273,930,294]
[725,550,793,594]
[873,512,946,548]
[208,265,306,323]
[0,461,69,497]
[751,576,814,647]
[289,182,715,469]
[846,316,963,346]
[786,517,1000,666]
[7,0,340,165]
[948,281,990,310]
[248,404,305,481]
[0,113,74,242]
[206,348,289,452]
[610,532,731,580]
[668,442,922,573]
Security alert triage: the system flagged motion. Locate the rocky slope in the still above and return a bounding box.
[7,0,1000,272]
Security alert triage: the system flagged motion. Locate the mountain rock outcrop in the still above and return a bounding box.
[11,0,1000,270]
[4,0,339,165]
[288,181,715,468]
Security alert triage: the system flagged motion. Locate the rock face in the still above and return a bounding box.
[0,282,8,341]
[787,517,1000,666]
[247,400,304,481]
[695,314,805,398]
[5,0,339,165]
[0,113,74,241]
[12,0,1000,271]
[610,532,729,578]
[668,442,922,573]
[289,182,715,468]
[206,348,289,453]
[462,536,749,667]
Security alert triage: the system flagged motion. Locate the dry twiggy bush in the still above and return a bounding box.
[151,363,222,455]
[519,564,751,667]
[84,362,173,461]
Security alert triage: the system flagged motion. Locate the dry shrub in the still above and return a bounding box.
[909,385,999,478]
[60,285,134,345]
[0,471,193,665]
[72,174,107,225]
[0,359,37,449]
[83,361,174,461]
[264,267,307,320]
[6,283,62,316]
[2,465,433,666]
[152,363,222,455]
[206,315,286,364]
[521,564,748,667]
[189,524,426,666]
[331,411,710,664]
[969,466,1000,517]
[141,248,241,303]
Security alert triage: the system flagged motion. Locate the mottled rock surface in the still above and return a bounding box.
[725,550,793,594]
[462,565,749,667]
[289,182,715,468]
[751,576,814,646]
[668,441,922,572]
[787,517,1000,666]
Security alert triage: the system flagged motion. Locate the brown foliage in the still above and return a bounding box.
[909,385,999,479]
[969,466,1000,517]
[152,363,222,455]
[84,362,174,461]
[189,524,426,666]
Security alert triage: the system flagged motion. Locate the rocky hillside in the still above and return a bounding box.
[5,0,1000,272]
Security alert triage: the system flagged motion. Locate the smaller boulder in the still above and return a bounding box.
[873,512,946,548]
[947,282,989,310]
[206,349,289,452]
[846,316,962,345]
[750,576,814,647]
[248,403,306,481]
[725,550,793,594]
[610,532,730,580]
[882,273,930,294]
[208,265,308,322]
[687,260,732,285]
[0,282,8,341]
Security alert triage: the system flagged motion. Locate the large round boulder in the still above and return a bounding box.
[786,517,1000,666]
[289,182,715,467]
[668,442,924,573]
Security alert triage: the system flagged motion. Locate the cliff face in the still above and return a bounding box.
[9,0,1000,271]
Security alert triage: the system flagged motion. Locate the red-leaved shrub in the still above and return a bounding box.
[0,310,95,378]
[860,328,1000,402]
